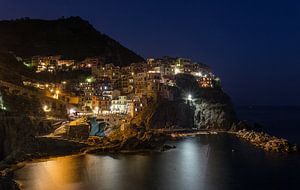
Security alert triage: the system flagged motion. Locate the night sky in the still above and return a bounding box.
[1,0,300,106]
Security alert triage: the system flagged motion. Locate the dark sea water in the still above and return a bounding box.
[237,106,300,144]
[14,107,300,190]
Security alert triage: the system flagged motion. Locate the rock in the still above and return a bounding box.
[160,144,176,152]
[193,88,237,131]
[292,144,298,152]
[119,137,142,150]
[67,124,90,140]
[0,112,37,161]
[85,125,169,152]
[53,124,69,137]
[53,123,90,140]
[144,100,195,129]
[236,129,298,153]
[87,136,103,145]
[0,172,20,190]
[130,74,237,131]
[231,120,251,131]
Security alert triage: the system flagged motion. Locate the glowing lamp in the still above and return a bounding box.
[43,105,51,112]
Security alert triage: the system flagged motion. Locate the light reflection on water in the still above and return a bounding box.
[14,135,300,190]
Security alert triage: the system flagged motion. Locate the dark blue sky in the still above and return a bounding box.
[1,0,300,106]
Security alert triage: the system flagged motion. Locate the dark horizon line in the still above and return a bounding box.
[236,105,300,108]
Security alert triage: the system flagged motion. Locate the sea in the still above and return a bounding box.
[13,106,300,190]
[236,106,300,145]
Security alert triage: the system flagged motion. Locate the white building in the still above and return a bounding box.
[102,89,121,100]
[110,96,129,114]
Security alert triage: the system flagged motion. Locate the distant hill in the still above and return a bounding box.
[0,51,32,84]
[0,16,144,66]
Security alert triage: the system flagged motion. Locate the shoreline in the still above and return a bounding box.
[0,130,215,170]
[2,129,298,173]
[1,130,298,190]
[234,129,298,153]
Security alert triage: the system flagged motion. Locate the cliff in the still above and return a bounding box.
[143,100,195,129]
[0,16,144,65]
[193,88,237,130]
[0,112,37,161]
[133,74,238,131]
[0,52,34,85]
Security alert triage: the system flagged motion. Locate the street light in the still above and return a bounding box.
[86,77,95,83]
[53,90,60,99]
[69,108,76,115]
[93,106,99,115]
[188,94,192,101]
[43,105,51,112]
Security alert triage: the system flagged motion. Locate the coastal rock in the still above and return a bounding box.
[53,123,90,140]
[132,74,237,131]
[143,100,194,129]
[176,74,237,130]
[0,175,20,190]
[34,137,89,156]
[236,129,298,153]
[230,120,250,131]
[85,125,169,153]
[67,124,90,140]
[0,112,37,161]
[113,125,168,150]
[193,98,236,131]
[160,144,176,152]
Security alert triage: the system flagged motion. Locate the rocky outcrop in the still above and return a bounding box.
[160,144,176,152]
[133,74,237,131]
[0,174,20,190]
[85,125,169,153]
[193,89,237,130]
[53,123,90,140]
[144,100,194,129]
[236,129,298,153]
[0,111,61,163]
[176,74,237,131]
[34,137,89,157]
[0,112,37,161]
[108,125,169,150]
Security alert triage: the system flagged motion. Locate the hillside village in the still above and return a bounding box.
[0,54,220,127]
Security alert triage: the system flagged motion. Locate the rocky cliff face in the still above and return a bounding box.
[193,89,237,130]
[0,112,37,161]
[135,74,238,131]
[143,91,237,130]
[147,100,194,129]
[0,111,55,161]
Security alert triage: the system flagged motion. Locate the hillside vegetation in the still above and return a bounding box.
[0,16,144,66]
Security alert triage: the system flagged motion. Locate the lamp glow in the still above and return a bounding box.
[43,105,51,112]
